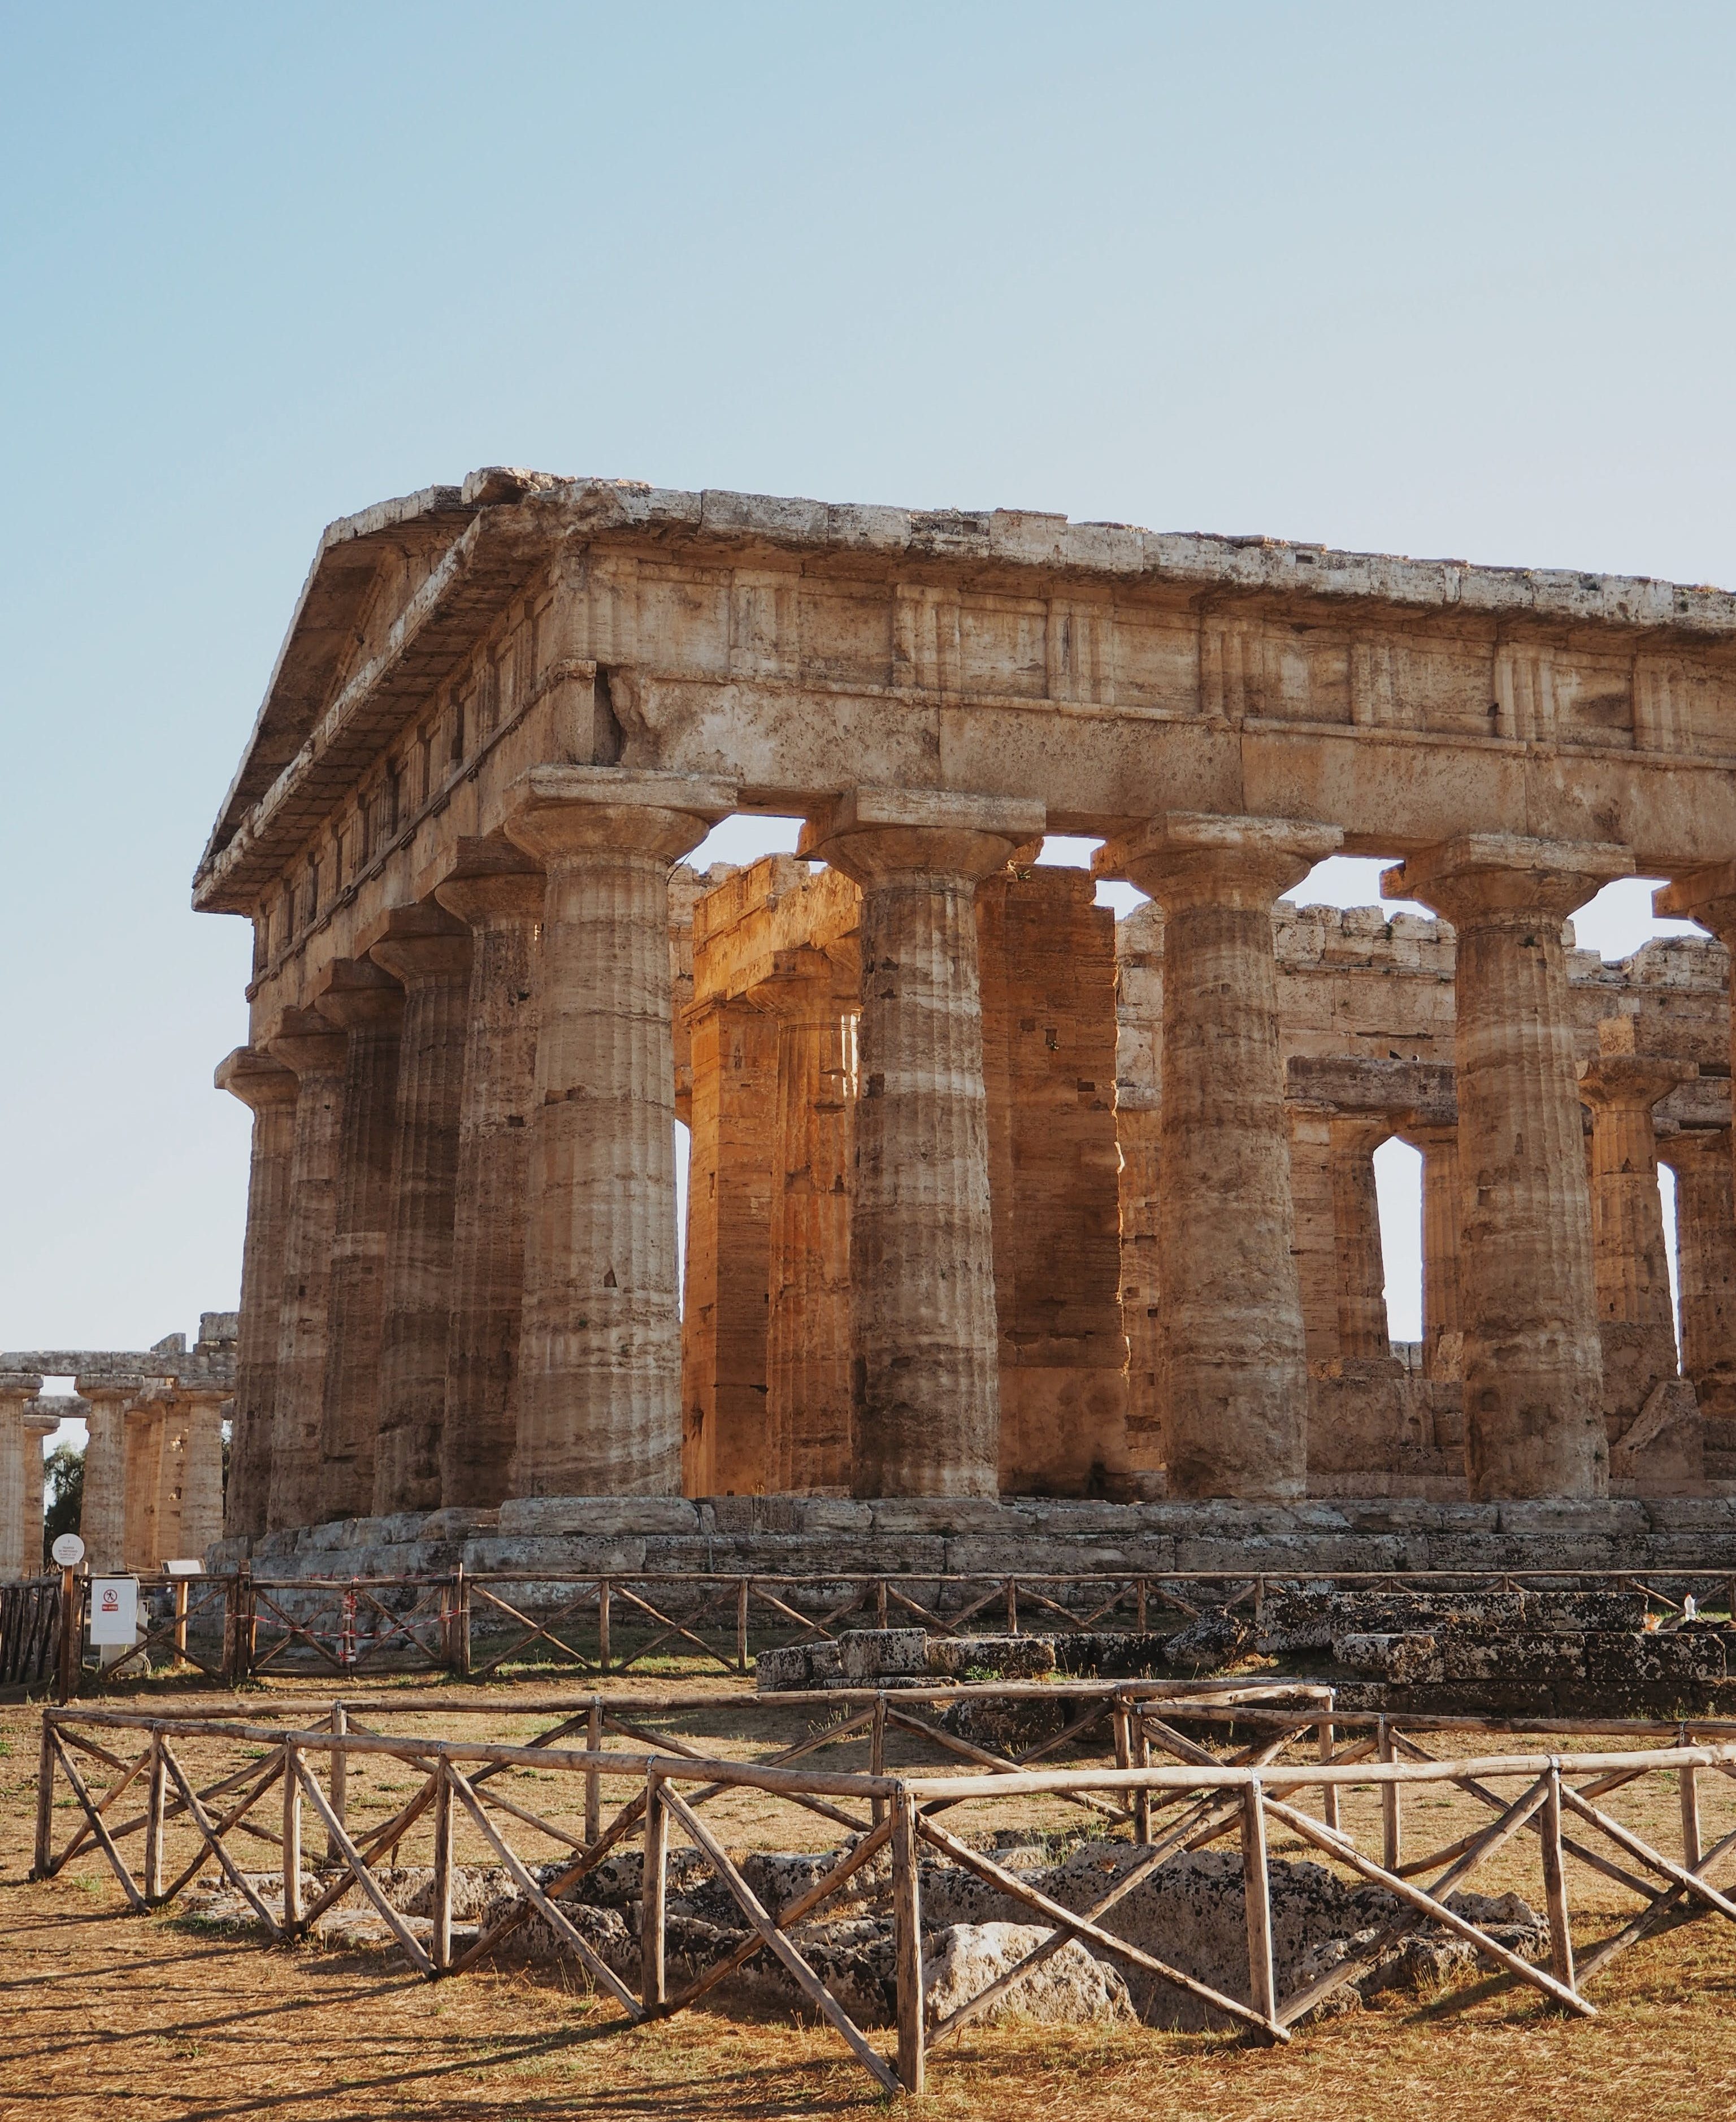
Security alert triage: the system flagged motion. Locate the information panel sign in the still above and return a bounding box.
[88,1577,139,1646]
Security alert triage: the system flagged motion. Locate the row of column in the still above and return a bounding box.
[228,782,1733,1523]
[64,1379,227,1575]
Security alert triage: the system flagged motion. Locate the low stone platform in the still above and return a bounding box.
[211,1492,1736,1584]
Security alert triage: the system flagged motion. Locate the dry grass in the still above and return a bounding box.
[5,1673,1736,2121]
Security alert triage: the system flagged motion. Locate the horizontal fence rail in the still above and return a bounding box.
[31,1685,1736,2093]
[17,1564,1736,1699]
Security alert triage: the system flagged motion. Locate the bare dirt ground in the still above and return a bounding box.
[3,1670,1735,2122]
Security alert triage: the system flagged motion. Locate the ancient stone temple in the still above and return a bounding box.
[196,469,1736,1548]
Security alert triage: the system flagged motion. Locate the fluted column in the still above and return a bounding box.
[0,1374,40,1582]
[368,906,472,1515]
[754,948,857,1492]
[77,1382,134,1572]
[23,1410,56,1574]
[1390,834,1631,1498]
[1331,1118,1390,1359]
[214,1047,298,1539]
[435,845,545,1509]
[504,766,734,1496]
[179,1389,228,1558]
[315,960,405,1517]
[1095,814,1341,1499]
[1661,1126,1736,1420]
[154,1403,188,1561]
[124,1401,165,1570]
[1408,1122,1464,1378]
[262,1013,349,1531]
[1577,1029,1692,1427]
[803,788,1044,1498]
[680,996,779,1494]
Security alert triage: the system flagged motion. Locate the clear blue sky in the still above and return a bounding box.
[3,3,1733,1360]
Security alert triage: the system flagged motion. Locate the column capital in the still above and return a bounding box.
[745,944,856,1016]
[800,786,1044,888]
[263,1008,348,1080]
[1660,1123,1733,1173]
[1385,834,1632,927]
[1094,813,1340,906]
[1577,1052,1696,1113]
[75,1374,148,1408]
[214,1045,299,1110]
[315,956,406,1033]
[0,1372,42,1401]
[503,765,735,868]
[1655,860,1736,943]
[435,836,546,927]
[363,902,472,986]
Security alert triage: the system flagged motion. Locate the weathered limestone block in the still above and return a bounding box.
[1409,1122,1464,1379]
[1391,836,1632,1500]
[756,949,857,1494]
[262,1012,349,1531]
[803,788,1043,1499]
[313,958,405,1518]
[924,1924,1136,2025]
[435,842,545,1509]
[214,1047,298,1539]
[506,767,734,1495]
[1331,1118,1390,1359]
[1096,814,1341,1500]
[1660,1125,1736,1449]
[978,867,1130,1497]
[369,904,473,1515]
[1611,1378,1705,1490]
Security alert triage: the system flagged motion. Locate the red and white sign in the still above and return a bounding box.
[88,1577,139,1646]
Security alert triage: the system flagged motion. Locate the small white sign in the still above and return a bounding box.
[88,1577,140,1646]
[164,1559,205,1577]
[50,1533,85,1568]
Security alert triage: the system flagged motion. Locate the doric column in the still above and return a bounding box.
[1095,814,1341,1499]
[434,841,545,1510]
[214,1047,298,1539]
[1407,1122,1464,1378]
[1331,1118,1390,1359]
[314,960,405,1518]
[0,1374,41,1582]
[680,995,779,1494]
[178,1389,228,1558]
[1389,834,1632,1498]
[1577,1026,1693,1429]
[367,905,472,1515]
[504,766,735,1496]
[77,1381,136,1572]
[23,1408,57,1575]
[802,788,1044,1499]
[124,1400,165,1570]
[1661,1126,1736,1421]
[262,1012,349,1531]
[753,948,857,1493]
[153,1401,187,1561]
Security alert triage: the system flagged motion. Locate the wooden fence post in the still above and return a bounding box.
[1243,1778,1277,2033]
[55,1568,79,1704]
[1132,1712,1152,1845]
[1378,1719,1401,1872]
[598,1581,611,1673]
[283,1742,303,1930]
[585,1697,602,1846]
[173,1579,190,1664]
[736,1580,750,1674]
[1005,1579,1018,1634]
[875,1577,888,1630]
[1678,1724,1702,1869]
[325,1703,348,1867]
[890,1787,926,2094]
[431,1759,453,1972]
[142,1732,166,1903]
[1318,1715,1339,1833]
[1541,1763,1576,1993]
[642,1767,668,2010]
[447,1568,467,1674]
[871,1695,887,1829]
[33,1713,55,1878]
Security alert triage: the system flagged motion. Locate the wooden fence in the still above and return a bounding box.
[25,1562,1736,1698]
[31,1685,1736,2093]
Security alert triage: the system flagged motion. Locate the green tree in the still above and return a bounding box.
[42,1440,84,1569]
